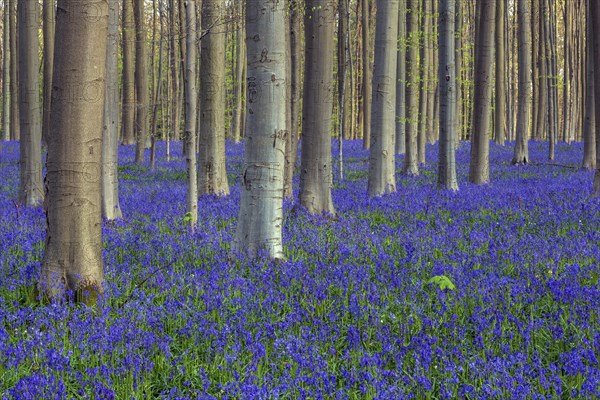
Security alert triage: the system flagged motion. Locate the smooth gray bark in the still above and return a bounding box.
[42,0,55,146]
[18,0,43,206]
[468,0,495,184]
[368,0,398,197]
[121,0,135,145]
[199,0,230,196]
[102,0,122,221]
[184,0,197,227]
[2,0,9,141]
[438,0,458,190]
[592,0,600,193]
[395,0,406,154]
[299,0,336,215]
[134,0,149,163]
[42,0,108,303]
[494,0,506,145]
[361,0,372,149]
[583,0,596,170]
[234,0,287,259]
[402,0,419,175]
[9,0,18,140]
[513,0,531,165]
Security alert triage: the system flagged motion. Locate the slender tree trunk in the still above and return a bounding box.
[42,0,108,303]
[438,0,458,190]
[18,0,43,206]
[395,0,406,154]
[42,0,55,147]
[289,0,301,150]
[455,0,462,142]
[368,0,398,197]
[513,0,531,165]
[9,0,18,140]
[150,0,165,170]
[102,0,122,220]
[199,0,229,196]
[234,0,287,259]
[230,1,245,143]
[361,0,372,148]
[168,0,179,159]
[402,0,419,175]
[535,0,548,143]
[134,0,149,163]
[2,0,10,141]
[183,0,197,227]
[299,0,336,215]
[583,0,596,170]
[122,0,136,145]
[494,0,506,145]
[425,0,436,146]
[417,0,428,163]
[468,0,495,184]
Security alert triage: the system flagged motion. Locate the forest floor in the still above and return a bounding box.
[0,140,599,399]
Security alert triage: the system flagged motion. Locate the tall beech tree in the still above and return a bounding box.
[199,0,230,196]
[184,0,197,228]
[402,0,419,175]
[9,0,18,140]
[42,0,108,302]
[438,0,458,190]
[2,0,9,141]
[468,0,495,184]
[299,0,335,215]
[368,0,398,197]
[42,0,55,146]
[395,0,406,155]
[102,0,122,221]
[494,0,506,145]
[361,0,372,149]
[513,0,531,165]
[583,0,596,170]
[18,0,43,206]
[121,0,135,145]
[592,0,600,193]
[134,0,149,163]
[234,0,287,259]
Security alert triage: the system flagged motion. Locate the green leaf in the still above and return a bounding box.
[427,275,456,291]
[183,212,192,223]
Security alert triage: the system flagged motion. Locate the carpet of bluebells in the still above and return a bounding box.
[1,140,599,399]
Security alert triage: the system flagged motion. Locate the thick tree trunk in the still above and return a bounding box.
[513,0,531,165]
[583,0,595,170]
[438,0,458,190]
[42,0,108,303]
[417,0,428,163]
[494,0,506,145]
[42,0,55,147]
[468,0,495,184]
[2,0,9,141]
[425,0,436,146]
[395,0,406,154]
[454,0,462,141]
[368,0,398,197]
[18,0,43,206]
[121,0,136,145]
[361,0,372,148]
[134,0,149,163]
[234,0,287,259]
[9,0,18,140]
[184,0,197,227]
[299,0,336,215]
[102,0,122,221]
[402,0,419,175]
[199,0,229,196]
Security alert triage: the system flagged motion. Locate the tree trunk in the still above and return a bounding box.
[454,0,462,141]
[513,0,531,165]
[199,0,229,196]
[368,0,398,197]
[184,0,198,227]
[417,0,428,163]
[2,0,9,141]
[134,0,149,163]
[42,0,108,303]
[468,0,495,184]
[18,0,43,206]
[42,0,55,147]
[230,1,245,143]
[102,0,122,221]
[150,0,165,170]
[121,0,136,145]
[438,0,458,190]
[299,0,336,215]
[402,0,419,175]
[234,0,287,259]
[425,0,436,145]
[361,0,372,148]
[395,0,406,154]
[583,0,596,170]
[9,0,18,140]
[283,0,302,199]
[494,0,506,145]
